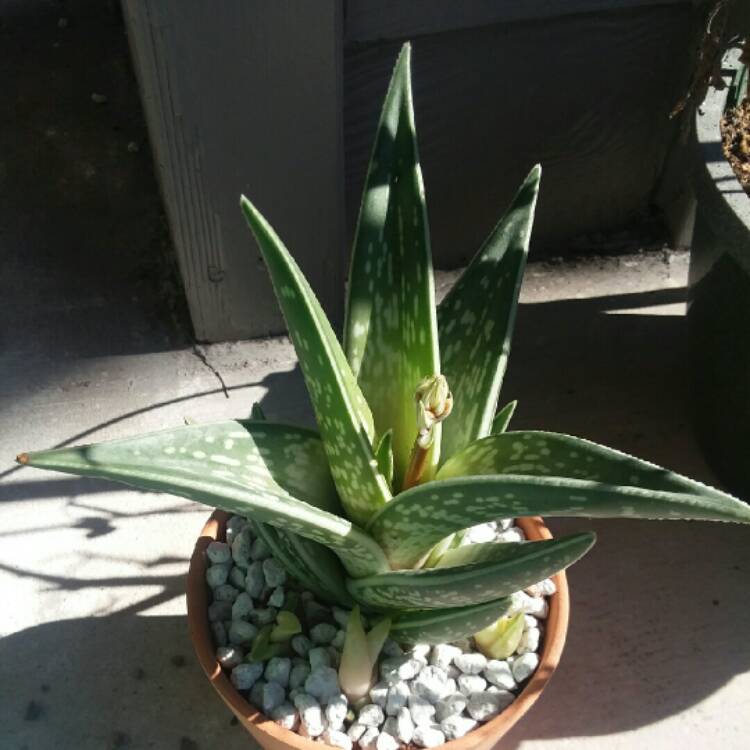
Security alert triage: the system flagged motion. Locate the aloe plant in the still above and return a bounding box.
[18,43,750,659]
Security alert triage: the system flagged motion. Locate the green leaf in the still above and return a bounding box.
[369,473,750,568]
[339,606,390,703]
[249,520,354,607]
[491,401,517,435]
[346,533,594,609]
[241,197,391,527]
[343,43,440,489]
[270,611,302,643]
[374,430,394,491]
[390,598,511,645]
[366,617,392,665]
[475,612,525,659]
[437,167,541,462]
[19,420,389,578]
[248,624,286,662]
[438,431,734,501]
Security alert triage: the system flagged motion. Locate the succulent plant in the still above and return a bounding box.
[18,43,750,664]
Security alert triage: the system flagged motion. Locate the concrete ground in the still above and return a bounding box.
[3,246,750,750]
[2,2,749,749]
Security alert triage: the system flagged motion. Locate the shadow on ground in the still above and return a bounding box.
[3,281,748,748]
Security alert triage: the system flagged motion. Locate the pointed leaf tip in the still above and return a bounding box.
[16,453,29,465]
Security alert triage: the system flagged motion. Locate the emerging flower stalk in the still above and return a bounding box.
[403,375,453,490]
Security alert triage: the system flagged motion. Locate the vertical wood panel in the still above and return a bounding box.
[123,1,345,341]
[344,4,697,267]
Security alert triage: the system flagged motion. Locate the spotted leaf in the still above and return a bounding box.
[438,167,540,462]
[369,474,750,568]
[491,401,517,435]
[438,430,735,501]
[346,533,593,609]
[249,520,353,606]
[344,43,440,489]
[390,598,512,645]
[18,420,389,577]
[241,198,392,526]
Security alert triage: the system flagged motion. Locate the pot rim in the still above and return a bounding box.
[187,511,570,750]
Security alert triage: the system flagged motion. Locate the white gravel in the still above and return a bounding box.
[209,516,549,749]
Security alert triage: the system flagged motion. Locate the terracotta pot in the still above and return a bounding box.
[188,511,570,750]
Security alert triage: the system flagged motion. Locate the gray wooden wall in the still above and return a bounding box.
[123,0,703,341]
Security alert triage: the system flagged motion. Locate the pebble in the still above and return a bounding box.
[463,523,497,544]
[393,708,415,744]
[289,663,310,690]
[326,693,349,729]
[435,692,467,722]
[225,515,247,546]
[458,674,486,696]
[291,635,312,658]
[497,518,514,531]
[512,652,539,683]
[305,666,341,703]
[441,715,478,740]
[467,690,514,722]
[249,608,277,627]
[294,694,325,737]
[265,657,291,687]
[323,729,353,750]
[245,562,265,597]
[410,644,431,664]
[381,639,404,658]
[216,645,244,669]
[385,681,410,716]
[376,731,399,750]
[230,662,264,691]
[412,724,445,748]
[262,681,286,713]
[518,627,541,654]
[310,622,337,645]
[358,703,386,727]
[331,629,346,649]
[268,587,285,608]
[369,681,389,708]
[496,527,525,543]
[408,695,436,726]
[207,541,232,564]
[309,647,332,670]
[208,600,232,622]
[251,537,272,560]
[305,600,332,626]
[347,723,367,742]
[358,727,380,750]
[229,566,247,590]
[206,564,230,588]
[412,666,451,703]
[454,653,487,675]
[271,702,299,731]
[210,621,227,647]
[484,660,517,690]
[229,620,258,646]
[232,528,254,568]
[332,607,351,628]
[250,680,266,707]
[232,592,254,620]
[263,558,287,587]
[213,584,240,603]
[429,644,461,671]
[381,656,422,685]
